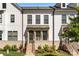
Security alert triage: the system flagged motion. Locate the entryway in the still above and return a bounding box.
[27,30,48,43]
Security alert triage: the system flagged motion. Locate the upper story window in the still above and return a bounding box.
[2,3,6,9]
[36,15,40,24]
[44,15,49,24]
[62,14,67,24]
[0,14,2,23]
[27,15,32,24]
[11,14,15,23]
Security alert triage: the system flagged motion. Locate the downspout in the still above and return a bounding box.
[49,6,55,48]
[21,7,23,48]
[53,8,55,48]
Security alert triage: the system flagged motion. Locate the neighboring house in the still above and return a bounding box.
[0,3,78,49]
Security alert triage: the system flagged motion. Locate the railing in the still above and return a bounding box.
[59,25,79,55]
[71,42,79,54]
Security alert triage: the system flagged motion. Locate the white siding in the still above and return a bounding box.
[23,12,53,41]
[54,10,77,41]
[0,3,22,41]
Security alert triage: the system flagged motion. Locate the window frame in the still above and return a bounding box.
[62,14,67,24]
[8,31,18,41]
[0,31,2,40]
[36,15,40,24]
[43,31,48,40]
[27,15,32,24]
[11,14,15,23]
[0,14,2,23]
[44,15,49,24]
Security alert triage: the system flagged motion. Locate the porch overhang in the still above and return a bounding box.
[0,10,5,14]
[26,25,49,30]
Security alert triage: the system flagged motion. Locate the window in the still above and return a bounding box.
[62,3,65,7]
[27,15,32,24]
[2,3,6,9]
[62,14,67,24]
[43,31,48,40]
[0,14,2,23]
[0,31,2,40]
[8,31,18,41]
[44,15,49,24]
[36,15,40,24]
[11,14,15,23]
[36,31,41,40]
[70,14,75,17]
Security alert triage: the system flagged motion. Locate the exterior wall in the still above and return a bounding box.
[0,3,22,41]
[0,41,22,48]
[35,40,59,49]
[0,3,77,43]
[54,10,77,41]
[23,10,53,41]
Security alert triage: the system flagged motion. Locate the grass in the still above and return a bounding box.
[56,50,72,56]
[0,51,25,56]
[35,50,72,56]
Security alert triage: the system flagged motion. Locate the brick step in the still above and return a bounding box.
[26,43,33,51]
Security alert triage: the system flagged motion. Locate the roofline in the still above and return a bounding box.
[11,3,77,12]
[11,3,22,11]
[21,6,55,10]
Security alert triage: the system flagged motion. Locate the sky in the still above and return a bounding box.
[18,3,56,7]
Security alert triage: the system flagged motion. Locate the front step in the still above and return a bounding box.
[26,43,35,56]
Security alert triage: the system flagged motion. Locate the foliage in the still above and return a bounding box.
[61,12,79,42]
[11,45,17,51]
[0,45,24,56]
[43,44,49,52]
[35,44,71,56]
[3,45,18,51]
[0,51,24,56]
[3,45,11,51]
[35,44,56,56]
[19,44,23,50]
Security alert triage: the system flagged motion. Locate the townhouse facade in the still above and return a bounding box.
[0,3,78,48]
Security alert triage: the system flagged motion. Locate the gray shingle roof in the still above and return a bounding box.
[68,3,77,8]
[54,3,78,10]
[22,7,53,10]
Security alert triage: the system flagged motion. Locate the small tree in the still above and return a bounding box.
[61,12,79,42]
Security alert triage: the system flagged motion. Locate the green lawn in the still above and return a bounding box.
[56,50,72,56]
[0,51,25,56]
[35,50,72,56]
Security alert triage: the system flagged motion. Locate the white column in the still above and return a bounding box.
[41,31,43,40]
[27,31,29,44]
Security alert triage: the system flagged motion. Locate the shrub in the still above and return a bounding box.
[3,45,11,51]
[35,44,56,56]
[3,45,18,51]
[19,44,23,50]
[38,45,42,50]
[0,48,3,51]
[43,44,49,52]
[11,45,17,51]
[50,45,56,51]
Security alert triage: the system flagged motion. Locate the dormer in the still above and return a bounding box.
[61,3,67,8]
